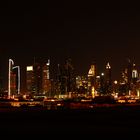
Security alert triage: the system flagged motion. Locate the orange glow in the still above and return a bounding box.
[118,100,126,103]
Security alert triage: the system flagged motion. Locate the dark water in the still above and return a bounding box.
[0,106,140,138]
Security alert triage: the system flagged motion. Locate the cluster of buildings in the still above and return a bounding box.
[1,58,140,101]
[76,59,140,101]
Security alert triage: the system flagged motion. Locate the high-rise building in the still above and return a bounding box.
[26,63,42,96]
[12,66,20,95]
[100,73,105,95]
[105,62,112,94]
[119,60,137,96]
[65,58,76,94]
[8,59,20,98]
[10,72,16,96]
[42,60,51,96]
[57,59,75,97]
[105,62,111,85]
[76,76,88,96]
[33,62,42,95]
[26,59,51,97]
[87,64,96,97]
[26,66,34,95]
[132,63,138,84]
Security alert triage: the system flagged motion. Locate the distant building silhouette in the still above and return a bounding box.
[57,59,76,97]
[26,59,51,97]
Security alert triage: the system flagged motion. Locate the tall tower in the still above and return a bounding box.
[58,64,67,95]
[12,66,20,95]
[26,59,51,97]
[87,63,96,97]
[8,59,20,98]
[42,59,51,96]
[65,58,75,94]
[105,62,112,94]
[26,66,34,95]
[58,58,75,97]
[33,62,42,95]
[105,62,111,85]
[132,63,138,84]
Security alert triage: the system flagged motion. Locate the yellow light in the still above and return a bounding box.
[128,100,136,103]
[92,86,95,98]
[137,90,140,97]
[27,66,33,71]
[114,80,118,84]
[118,100,126,103]
[23,95,27,99]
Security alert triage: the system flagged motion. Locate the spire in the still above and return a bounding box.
[106,62,111,69]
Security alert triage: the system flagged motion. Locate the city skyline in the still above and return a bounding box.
[1,2,140,137]
[0,57,139,93]
[1,2,140,88]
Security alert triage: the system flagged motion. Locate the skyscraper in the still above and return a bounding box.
[57,59,75,97]
[12,66,20,95]
[26,59,51,97]
[42,60,51,96]
[26,66,34,95]
[76,76,88,96]
[33,62,42,95]
[132,63,138,84]
[105,62,111,85]
[87,63,96,97]
[105,62,112,94]
[8,59,20,98]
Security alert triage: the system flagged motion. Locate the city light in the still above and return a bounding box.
[101,73,104,76]
[0,57,140,110]
[26,66,33,71]
[114,80,118,84]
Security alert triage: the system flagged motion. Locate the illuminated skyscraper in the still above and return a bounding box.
[76,76,88,96]
[105,62,111,85]
[105,62,112,94]
[12,66,20,95]
[8,59,20,98]
[42,60,51,95]
[26,59,51,96]
[87,63,96,97]
[119,60,136,96]
[100,73,105,94]
[26,66,34,95]
[132,63,138,84]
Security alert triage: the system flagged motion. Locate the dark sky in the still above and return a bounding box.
[0,1,140,89]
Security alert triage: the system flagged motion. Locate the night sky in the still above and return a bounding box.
[0,1,140,90]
